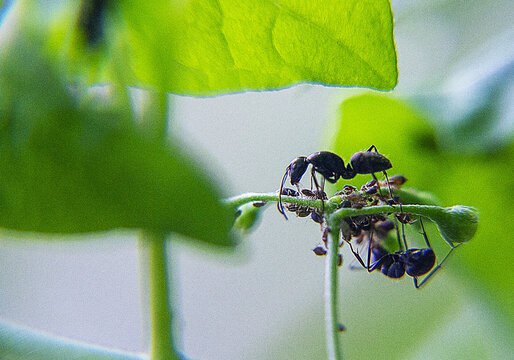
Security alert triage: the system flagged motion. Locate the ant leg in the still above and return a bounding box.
[419,218,432,248]
[414,243,464,289]
[367,144,379,153]
[365,145,395,202]
[343,238,367,269]
[310,168,325,213]
[400,221,409,252]
[366,230,375,272]
[277,170,289,220]
[310,168,321,191]
[320,177,326,213]
[382,171,396,201]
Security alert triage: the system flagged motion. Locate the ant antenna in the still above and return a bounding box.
[278,169,290,220]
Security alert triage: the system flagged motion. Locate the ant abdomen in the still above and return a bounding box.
[349,151,392,176]
[404,249,436,277]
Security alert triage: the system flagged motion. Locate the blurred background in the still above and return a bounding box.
[0,0,512,359]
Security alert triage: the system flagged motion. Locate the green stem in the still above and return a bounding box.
[138,92,180,360]
[225,193,445,220]
[224,192,330,212]
[325,220,342,360]
[139,231,181,360]
[331,204,453,224]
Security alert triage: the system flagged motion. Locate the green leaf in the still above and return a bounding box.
[48,0,398,94]
[0,37,234,247]
[0,321,144,360]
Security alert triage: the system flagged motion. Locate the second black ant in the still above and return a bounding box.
[348,218,462,289]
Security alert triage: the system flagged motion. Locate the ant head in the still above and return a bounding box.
[278,157,307,220]
[288,156,309,185]
[404,248,436,277]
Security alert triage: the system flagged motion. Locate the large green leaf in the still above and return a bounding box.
[0,37,234,247]
[49,0,398,94]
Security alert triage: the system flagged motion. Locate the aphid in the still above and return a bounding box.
[281,188,299,197]
[395,212,414,224]
[338,200,352,209]
[252,201,267,208]
[301,189,328,200]
[278,146,393,219]
[336,185,358,196]
[280,188,300,213]
[313,247,327,256]
[310,211,324,224]
[296,206,312,217]
[382,174,407,188]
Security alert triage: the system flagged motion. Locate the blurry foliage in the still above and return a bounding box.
[0,36,234,246]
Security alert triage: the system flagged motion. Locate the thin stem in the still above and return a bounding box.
[139,231,181,360]
[224,192,329,212]
[325,220,342,360]
[224,192,450,222]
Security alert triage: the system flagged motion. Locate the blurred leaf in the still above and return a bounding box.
[0,321,144,360]
[410,29,514,153]
[330,93,514,329]
[48,0,398,94]
[0,37,234,247]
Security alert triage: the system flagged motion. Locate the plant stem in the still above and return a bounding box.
[138,92,181,360]
[325,220,343,360]
[139,231,181,360]
[224,192,329,211]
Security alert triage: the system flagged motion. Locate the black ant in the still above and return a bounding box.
[278,145,393,219]
[370,246,436,282]
[348,219,462,289]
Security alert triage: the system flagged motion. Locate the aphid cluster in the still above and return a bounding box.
[277,146,461,289]
[280,187,325,223]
